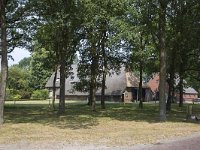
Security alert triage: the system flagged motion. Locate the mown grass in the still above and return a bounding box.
[1,100,200,146]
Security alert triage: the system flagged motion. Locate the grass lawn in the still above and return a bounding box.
[1,100,200,146]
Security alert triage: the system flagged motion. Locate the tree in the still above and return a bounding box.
[129,0,167,118]
[158,0,168,121]
[0,0,36,124]
[34,24,61,109]
[18,57,31,70]
[165,0,200,109]
[126,0,158,108]
[32,0,81,114]
[0,0,8,124]
[175,0,200,107]
[8,57,32,99]
[30,47,53,90]
[8,65,32,99]
[77,0,128,110]
[77,26,101,110]
[97,0,127,109]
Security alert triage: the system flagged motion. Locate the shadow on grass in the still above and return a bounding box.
[4,103,99,130]
[4,102,197,130]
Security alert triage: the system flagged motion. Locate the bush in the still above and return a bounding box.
[31,89,49,100]
[6,89,22,100]
[13,94,22,101]
[19,90,32,99]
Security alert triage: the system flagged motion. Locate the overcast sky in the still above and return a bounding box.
[8,48,31,66]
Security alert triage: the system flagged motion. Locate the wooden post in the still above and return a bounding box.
[186,105,193,120]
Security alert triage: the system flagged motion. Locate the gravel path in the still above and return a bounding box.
[1,132,200,150]
[131,132,200,150]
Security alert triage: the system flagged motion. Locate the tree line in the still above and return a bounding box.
[0,0,200,124]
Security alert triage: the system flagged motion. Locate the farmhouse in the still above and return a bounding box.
[45,64,151,102]
[175,87,198,102]
[147,73,198,102]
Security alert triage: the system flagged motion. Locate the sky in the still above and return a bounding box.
[8,48,31,66]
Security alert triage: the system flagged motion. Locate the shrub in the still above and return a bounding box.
[19,90,32,99]
[31,89,49,100]
[13,94,22,101]
[6,89,22,100]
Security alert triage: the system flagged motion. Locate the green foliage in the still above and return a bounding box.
[31,89,49,100]
[8,65,32,99]
[31,0,81,89]
[125,0,159,74]
[29,0,84,113]
[18,90,32,99]
[18,57,31,70]
[77,0,129,91]
[5,1,32,51]
[6,89,22,101]
[30,47,53,90]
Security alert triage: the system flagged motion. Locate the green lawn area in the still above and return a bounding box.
[1,100,200,146]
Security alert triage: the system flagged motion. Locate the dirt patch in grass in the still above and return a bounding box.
[1,101,200,147]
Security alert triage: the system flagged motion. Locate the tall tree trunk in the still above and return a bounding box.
[138,62,143,109]
[101,27,107,109]
[58,48,66,114]
[166,45,176,111]
[91,75,97,111]
[52,65,57,110]
[166,77,172,111]
[172,85,175,103]
[88,78,93,106]
[179,65,184,107]
[158,0,167,121]
[91,57,97,111]
[0,0,8,124]
[101,68,106,109]
[138,32,145,109]
[166,70,175,111]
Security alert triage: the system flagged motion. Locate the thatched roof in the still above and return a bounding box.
[45,65,144,96]
[63,65,88,96]
[45,65,88,96]
[184,87,198,94]
[45,70,60,88]
[96,67,127,96]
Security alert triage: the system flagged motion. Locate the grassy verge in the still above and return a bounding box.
[1,100,200,146]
